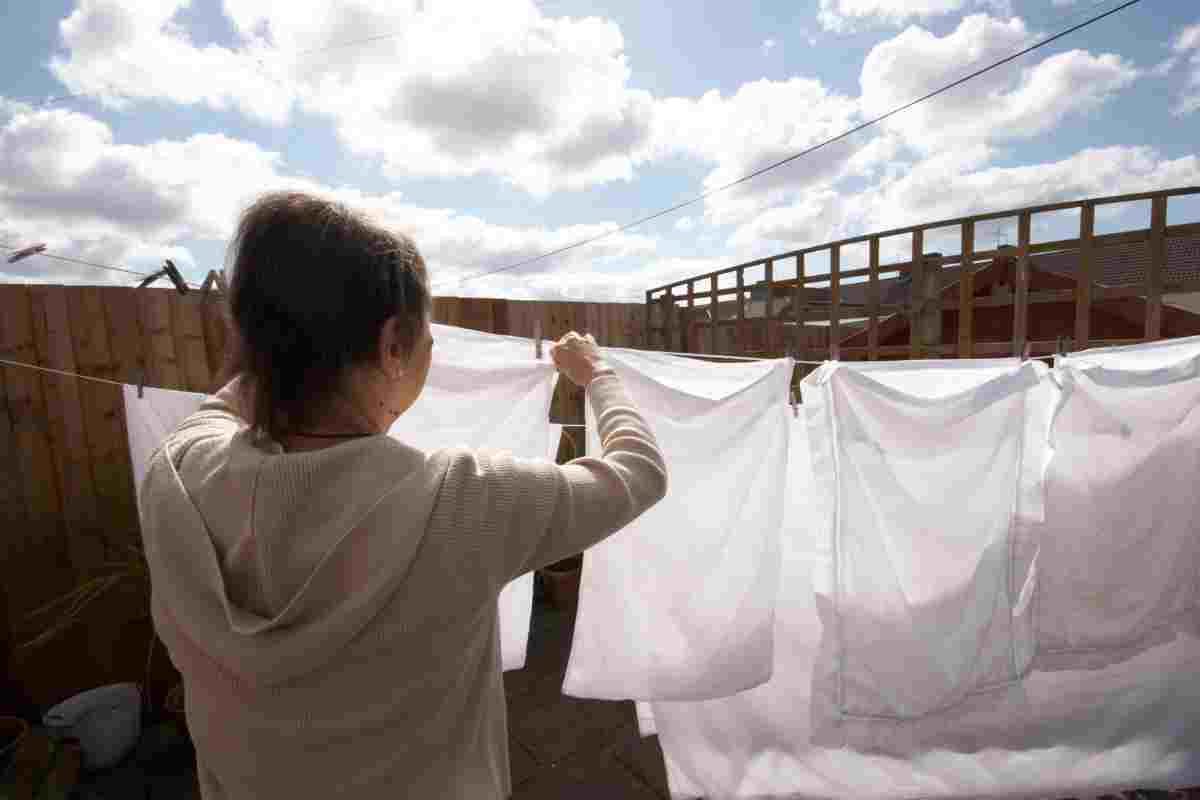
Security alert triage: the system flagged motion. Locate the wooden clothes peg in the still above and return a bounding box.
[533,320,543,360]
[138,259,189,294]
[199,269,229,299]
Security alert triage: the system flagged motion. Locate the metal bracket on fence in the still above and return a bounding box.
[138,259,189,294]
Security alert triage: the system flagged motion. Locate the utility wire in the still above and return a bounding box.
[436,0,1142,291]
[2,246,203,289]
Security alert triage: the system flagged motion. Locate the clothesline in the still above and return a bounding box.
[648,349,825,365]
[0,357,127,387]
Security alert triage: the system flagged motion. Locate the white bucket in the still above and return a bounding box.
[43,683,142,770]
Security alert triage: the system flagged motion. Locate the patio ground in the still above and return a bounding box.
[62,583,670,799]
[57,586,1200,800]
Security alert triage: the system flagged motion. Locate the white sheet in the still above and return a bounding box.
[123,322,559,672]
[563,349,793,701]
[387,322,560,672]
[1036,335,1200,670]
[649,414,1200,800]
[800,359,1056,734]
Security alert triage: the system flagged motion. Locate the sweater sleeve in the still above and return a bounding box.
[430,372,668,586]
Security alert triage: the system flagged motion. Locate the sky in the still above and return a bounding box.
[0,0,1198,301]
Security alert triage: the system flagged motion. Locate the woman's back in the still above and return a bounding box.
[142,372,665,799]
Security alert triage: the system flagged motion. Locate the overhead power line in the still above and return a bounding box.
[436,0,1142,291]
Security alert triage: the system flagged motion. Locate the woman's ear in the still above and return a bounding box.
[378,316,407,378]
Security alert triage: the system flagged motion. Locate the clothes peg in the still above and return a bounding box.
[136,364,146,399]
[6,243,46,264]
[533,320,543,360]
[138,258,189,294]
[199,269,229,299]
[790,387,799,418]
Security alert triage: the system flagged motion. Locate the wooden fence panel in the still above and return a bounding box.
[170,293,214,393]
[0,285,643,711]
[28,287,105,578]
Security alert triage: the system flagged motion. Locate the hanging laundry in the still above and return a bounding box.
[123,322,560,672]
[1035,335,1200,671]
[386,322,562,671]
[648,412,1200,800]
[800,358,1058,738]
[563,349,792,701]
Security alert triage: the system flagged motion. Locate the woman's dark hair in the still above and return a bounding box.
[224,191,431,441]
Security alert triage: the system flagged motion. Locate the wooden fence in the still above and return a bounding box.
[646,186,1200,363]
[0,285,644,713]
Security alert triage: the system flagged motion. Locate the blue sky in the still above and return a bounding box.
[1,0,1198,300]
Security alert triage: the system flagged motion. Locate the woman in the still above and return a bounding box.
[138,191,668,799]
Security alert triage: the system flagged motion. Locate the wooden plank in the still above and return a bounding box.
[736,268,746,356]
[686,282,695,353]
[659,292,673,352]
[1012,212,1031,357]
[28,286,105,579]
[829,248,840,360]
[492,299,511,337]
[626,302,644,349]
[958,221,975,359]
[972,338,1143,358]
[794,255,805,361]
[0,322,30,666]
[65,288,139,543]
[138,288,183,389]
[867,240,880,362]
[170,292,214,393]
[1075,203,1095,349]
[910,229,924,359]
[841,344,956,358]
[1146,194,1167,341]
[643,292,652,349]
[709,277,719,354]
[584,304,601,345]
[201,290,229,387]
[62,287,137,684]
[0,284,79,706]
[97,287,147,387]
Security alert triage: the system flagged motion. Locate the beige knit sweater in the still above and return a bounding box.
[138,371,667,799]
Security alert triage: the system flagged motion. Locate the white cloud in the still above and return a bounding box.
[652,78,866,225]
[728,145,1200,251]
[817,0,1012,32]
[0,105,655,294]
[674,216,697,232]
[49,0,658,195]
[1171,22,1200,115]
[860,15,1138,151]
[761,38,776,54]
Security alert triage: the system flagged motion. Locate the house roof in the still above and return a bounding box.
[776,232,1200,314]
[1033,233,1200,287]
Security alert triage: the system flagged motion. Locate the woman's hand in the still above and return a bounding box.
[550,332,612,388]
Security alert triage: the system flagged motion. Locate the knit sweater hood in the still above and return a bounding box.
[140,417,449,690]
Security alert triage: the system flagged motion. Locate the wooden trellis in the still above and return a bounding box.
[645,186,1200,362]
